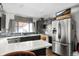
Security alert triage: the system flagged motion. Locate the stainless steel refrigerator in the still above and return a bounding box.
[52,18,76,56]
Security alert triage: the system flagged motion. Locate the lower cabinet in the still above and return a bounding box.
[48,36,52,49]
[32,48,46,56]
[7,35,40,44]
[20,35,40,42]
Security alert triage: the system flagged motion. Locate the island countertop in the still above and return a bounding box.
[0,40,52,56]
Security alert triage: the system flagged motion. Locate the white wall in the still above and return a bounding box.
[5,13,14,32]
[71,5,79,42]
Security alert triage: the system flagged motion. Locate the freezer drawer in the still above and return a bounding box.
[52,42,72,56]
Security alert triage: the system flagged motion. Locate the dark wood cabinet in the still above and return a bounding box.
[0,14,6,32]
[36,19,44,33]
[20,35,40,42]
[0,17,1,31]
[1,14,6,30]
[48,36,52,49]
[32,48,46,56]
[7,35,41,44]
[48,36,52,43]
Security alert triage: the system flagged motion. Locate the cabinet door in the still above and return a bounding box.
[20,35,40,42]
[32,48,46,56]
[0,17,1,31]
[8,38,20,44]
[1,14,6,31]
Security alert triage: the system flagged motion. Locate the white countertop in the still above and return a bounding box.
[0,40,52,56]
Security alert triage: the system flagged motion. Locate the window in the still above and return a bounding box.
[16,21,34,33]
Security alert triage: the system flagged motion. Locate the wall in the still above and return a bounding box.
[71,5,79,42]
[5,13,14,32]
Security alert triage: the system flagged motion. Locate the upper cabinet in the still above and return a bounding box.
[56,8,71,20]
[0,3,6,32]
[36,18,45,34]
[0,3,2,31]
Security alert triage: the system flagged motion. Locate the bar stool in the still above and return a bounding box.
[4,51,36,56]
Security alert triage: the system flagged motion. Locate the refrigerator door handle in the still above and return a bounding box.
[58,21,61,41]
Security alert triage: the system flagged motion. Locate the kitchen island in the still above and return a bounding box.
[0,38,52,56]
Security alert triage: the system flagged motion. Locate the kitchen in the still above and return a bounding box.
[0,3,79,56]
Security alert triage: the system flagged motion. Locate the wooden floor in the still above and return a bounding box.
[46,48,59,56]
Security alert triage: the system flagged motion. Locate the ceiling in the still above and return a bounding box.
[2,3,78,18]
